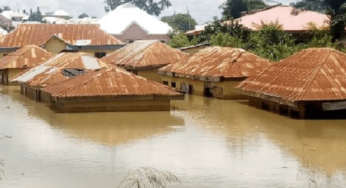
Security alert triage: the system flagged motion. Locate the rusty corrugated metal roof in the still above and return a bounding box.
[0,45,53,70]
[236,48,346,102]
[0,24,123,47]
[12,52,108,88]
[102,40,189,69]
[159,47,272,79]
[42,66,183,98]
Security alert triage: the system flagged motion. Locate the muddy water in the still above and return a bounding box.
[1,86,346,188]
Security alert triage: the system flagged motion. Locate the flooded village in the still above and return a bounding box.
[1,0,346,188]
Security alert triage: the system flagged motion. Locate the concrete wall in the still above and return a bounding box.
[180,46,208,55]
[114,23,171,44]
[138,70,162,83]
[21,85,41,101]
[52,100,171,113]
[0,68,26,85]
[44,37,67,55]
[161,76,246,99]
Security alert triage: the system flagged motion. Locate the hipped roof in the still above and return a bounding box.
[0,24,123,48]
[43,66,182,98]
[12,52,108,87]
[102,40,189,69]
[159,47,272,79]
[0,45,53,70]
[236,48,346,102]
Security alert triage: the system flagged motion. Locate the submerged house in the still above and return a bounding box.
[102,40,188,82]
[0,24,124,58]
[158,47,272,99]
[236,48,346,119]
[12,52,108,102]
[98,3,172,44]
[0,45,53,85]
[41,66,184,113]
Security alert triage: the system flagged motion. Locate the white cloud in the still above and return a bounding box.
[1,0,299,24]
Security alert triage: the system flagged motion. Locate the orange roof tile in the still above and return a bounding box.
[0,45,53,70]
[236,48,346,102]
[43,66,183,98]
[102,40,189,69]
[159,47,272,79]
[12,52,108,88]
[0,24,123,47]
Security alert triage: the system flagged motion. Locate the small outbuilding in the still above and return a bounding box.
[102,40,188,82]
[158,47,272,99]
[12,52,108,102]
[41,66,184,113]
[236,48,346,119]
[0,45,53,85]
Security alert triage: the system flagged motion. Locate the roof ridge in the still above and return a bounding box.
[294,49,333,101]
[241,4,283,16]
[221,49,245,76]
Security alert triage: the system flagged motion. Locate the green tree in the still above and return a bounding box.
[78,13,89,19]
[28,7,42,22]
[168,33,198,48]
[291,0,346,41]
[104,0,171,16]
[245,0,267,11]
[161,14,197,31]
[220,0,268,20]
[210,32,245,48]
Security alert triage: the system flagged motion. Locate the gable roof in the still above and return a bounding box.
[42,66,183,98]
[0,24,123,48]
[236,48,346,102]
[0,45,53,70]
[98,3,172,35]
[159,47,272,79]
[12,52,108,87]
[234,5,329,31]
[102,40,189,69]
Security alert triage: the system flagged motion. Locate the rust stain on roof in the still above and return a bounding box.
[0,45,53,70]
[236,48,346,102]
[0,24,123,47]
[12,52,109,88]
[43,66,183,98]
[159,46,272,79]
[102,40,189,69]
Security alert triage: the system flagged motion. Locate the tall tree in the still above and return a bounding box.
[220,0,268,20]
[78,13,89,18]
[28,7,42,22]
[161,14,197,31]
[291,0,346,41]
[3,6,10,11]
[104,0,172,16]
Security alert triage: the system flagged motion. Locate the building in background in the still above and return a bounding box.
[0,24,124,58]
[179,43,210,55]
[0,15,12,27]
[98,3,172,44]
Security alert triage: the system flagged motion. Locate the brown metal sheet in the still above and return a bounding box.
[159,46,272,79]
[236,48,346,102]
[102,40,189,69]
[43,66,183,98]
[0,45,53,70]
[0,24,123,47]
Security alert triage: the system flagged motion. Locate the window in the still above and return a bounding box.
[163,81,169,85]
[171,82,176,88]
[128,40,134,44]
[95,52,107,58]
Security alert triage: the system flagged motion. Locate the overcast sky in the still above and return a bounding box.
[2,0,300,24]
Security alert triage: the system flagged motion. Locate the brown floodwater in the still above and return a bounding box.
[1,86,346,188]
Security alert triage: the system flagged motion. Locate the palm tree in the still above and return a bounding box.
[291,0,346,41]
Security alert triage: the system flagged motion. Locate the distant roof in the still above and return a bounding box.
[53,10,70,17]
[0,24,124,48]
[1,11,27,19]
[236,48,346,102]
[185,24,208,35]
[12,52,108,87]
[43,66,182,98]
[98,3,172,35]
[233,5,330,31]
[102,40,188,69]
[0,45,53,70]
[159,47,272,79]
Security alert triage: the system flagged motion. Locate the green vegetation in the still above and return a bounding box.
[78,13,89,19]
[104,0,171,16]
[161,14,197,32]
[168,33,198,48]
[220,0,267,20]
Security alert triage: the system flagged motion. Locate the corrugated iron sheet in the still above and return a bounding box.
[12,52,108,87]
[236,48,346,102]
[102,40,189,69]
[0,24,123,47]
[159,47,272,78]
[0,45,53,69]
[43,66,183,98]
